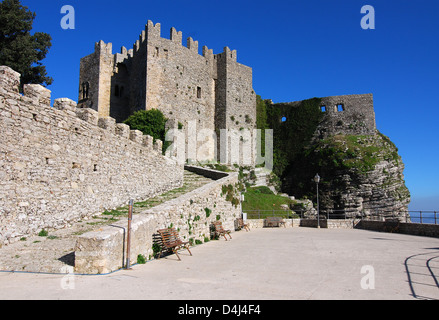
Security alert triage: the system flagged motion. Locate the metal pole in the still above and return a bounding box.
[126,199,134,269]
[316,182,320,229]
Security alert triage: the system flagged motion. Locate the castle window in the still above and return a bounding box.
[337,104,345,112]
[320,106,327,112]
[155,47,159,57]
[82,82,89,100]
[163,49,169,59]
[197,87,202,99]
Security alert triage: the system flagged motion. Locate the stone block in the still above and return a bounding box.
[98,117,116,132]
[154,139,163,152]
[76,108,99,126]
[115,123,130,139]
[130,130,144,144]
[0,66,20,93]
[23,84,51,106]
[53,98,77,112]
[143,135,154,149]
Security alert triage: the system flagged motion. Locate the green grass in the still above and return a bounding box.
[242,186,296,218]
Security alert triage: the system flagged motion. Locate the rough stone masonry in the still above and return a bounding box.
[78,20,257,164]
[0,65,184,246]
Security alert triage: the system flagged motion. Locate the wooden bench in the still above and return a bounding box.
[213,221,232,241]
[157,228,192,261]
[237,218,250,232]
[265,216,286,228]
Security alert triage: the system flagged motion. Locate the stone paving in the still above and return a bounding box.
[0,170,213,274]
[1,228,438,300]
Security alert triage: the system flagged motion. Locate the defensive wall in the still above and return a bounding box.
[75,165,241,274]
[0,66,184,245]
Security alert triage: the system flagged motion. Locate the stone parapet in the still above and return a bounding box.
[75,170,241,274]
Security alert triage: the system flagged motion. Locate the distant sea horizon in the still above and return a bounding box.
[408,195,439,224]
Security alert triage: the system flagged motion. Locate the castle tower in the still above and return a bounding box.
[78,41,114,118]
[78,20,257,165]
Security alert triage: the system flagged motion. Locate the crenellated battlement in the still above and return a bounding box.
[127,20,238,59]
[0,66,163,152]
[0,65,184,245]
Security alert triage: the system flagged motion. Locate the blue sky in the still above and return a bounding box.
[18,0,439,210]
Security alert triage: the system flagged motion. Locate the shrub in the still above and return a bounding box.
[137,254,147,264]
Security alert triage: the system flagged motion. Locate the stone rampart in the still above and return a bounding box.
[0,66,184,245]
[74,168,241,274]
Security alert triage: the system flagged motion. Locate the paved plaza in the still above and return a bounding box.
[0,227,438,300]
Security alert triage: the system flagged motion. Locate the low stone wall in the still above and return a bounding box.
[247,219,301,229]
[247,218,439,238]
[247,218,358,229]
[358,220,439,238]
[75,169,241,274]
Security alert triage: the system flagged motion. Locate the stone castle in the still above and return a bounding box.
[0,19,410,257]
[78,20,256,162]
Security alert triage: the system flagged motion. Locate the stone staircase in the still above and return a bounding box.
[132,170,214,212]
[0,170,215,273]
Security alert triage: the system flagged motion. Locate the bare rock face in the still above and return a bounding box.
[285,131,411,219]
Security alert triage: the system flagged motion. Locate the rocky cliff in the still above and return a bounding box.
[262,95,410,219]
[284,132,411,218]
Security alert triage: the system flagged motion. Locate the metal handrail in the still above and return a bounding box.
[243,209,438,225]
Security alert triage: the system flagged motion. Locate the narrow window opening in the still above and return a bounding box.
[155,47,159,57]
[45,157,50,165]
[93,164,98,172]
[197,87,202,99]
[82,82,90,100]
[163,49,169,59]
[320,106,327,112]
[337,104,345,112]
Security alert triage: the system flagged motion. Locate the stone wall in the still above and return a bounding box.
[78,20,257,164]
[0,66,184,245]
[75,168,241,274]
[358,220,439,238]
[317,94,376,138]
[246,217,439,239]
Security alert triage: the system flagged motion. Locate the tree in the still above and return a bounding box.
[123,109,169,152]
[0,0,53,89]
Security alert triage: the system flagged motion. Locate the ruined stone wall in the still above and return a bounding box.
[317,94,376,138]
[0,66,184,245]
